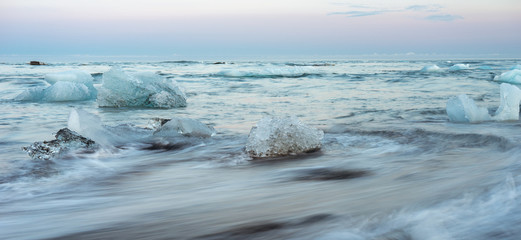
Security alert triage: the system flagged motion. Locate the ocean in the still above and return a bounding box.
[1,58,521,239]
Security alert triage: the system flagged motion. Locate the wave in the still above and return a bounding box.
[326,127,514,152]
[213,66,323,79]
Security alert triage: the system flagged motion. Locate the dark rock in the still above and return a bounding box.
[22,128,98,160]
[29,61,47,65]
[293,168,369,181]
[213,61,226,64]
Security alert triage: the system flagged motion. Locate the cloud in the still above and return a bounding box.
[328,3,463,21]
[425,14,464,22]
[406,4,443,12]
[329,10,388,17]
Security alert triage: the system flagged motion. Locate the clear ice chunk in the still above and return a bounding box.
[22,128,98,161]
[449,64,470,71]
[15,70,96,102]
[420,65,441,72]
[495,69,521,84]
[447,83,521,123]
[492,83,521,121]
[245,116,324,158]
[97,67,187,108]
[446,95,491,123]
[154,117,216,138]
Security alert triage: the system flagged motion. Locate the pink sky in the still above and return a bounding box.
[1,0,520,57]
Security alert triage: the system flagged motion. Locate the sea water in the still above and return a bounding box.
[1,58,521,239]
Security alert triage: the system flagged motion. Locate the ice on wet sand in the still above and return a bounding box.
[245,116,324,158]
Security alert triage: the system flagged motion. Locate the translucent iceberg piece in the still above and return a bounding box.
[22,128,98,161]
[449,64,470,71]
[492,83,521,121]
[495,69,521,84]
[446,83,521,123]
[245,116,324,158]
[14,87,46,101]
[15,70,96,102]
[68,108,124,147]
[42,81,91,102]
[446,95,491,123]
[97,67,187,108]
[420,65,441,72]
[154,117,216,138]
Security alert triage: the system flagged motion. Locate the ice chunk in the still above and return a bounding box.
[97,67,186,108]
[446,83,521,123]
[446,95,491,123]
[22,128,98,161]
[15,70,96,102]
[42,81,91,101]
[492,83,521,121]
[495,69,521,84]
[154,117,216,137]
[68,108,125,147]
[245,116,324,158]
[14,87,46,101]
[511,65,521,70]
[449,64,470,71]
[420,65,441,72]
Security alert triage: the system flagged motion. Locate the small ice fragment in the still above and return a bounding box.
[492,83,521,121]
[420,65,441,72]
[154,118,216,137]
[449,64,470,71]
[446,95,491,123]
[68,108,121,146]
[446,83,521,123]
[495,69,521,84]
[22,128,98,161]
[245,116,324,158]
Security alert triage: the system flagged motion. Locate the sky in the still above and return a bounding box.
[0,0,520,58]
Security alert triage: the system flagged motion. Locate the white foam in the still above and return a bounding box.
[495,69,521,84]
[97,67,187,108]
[245,116,324,158]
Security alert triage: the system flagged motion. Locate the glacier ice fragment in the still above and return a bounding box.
[154,117,216,138]
[420,65,441,72]
[22,128,98,161]
[446,83,521,123]
[449,64,470,71]
[15,70,96,102]
[97,67,187,108]
[495,69,521,84]
[245,116,324,158]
